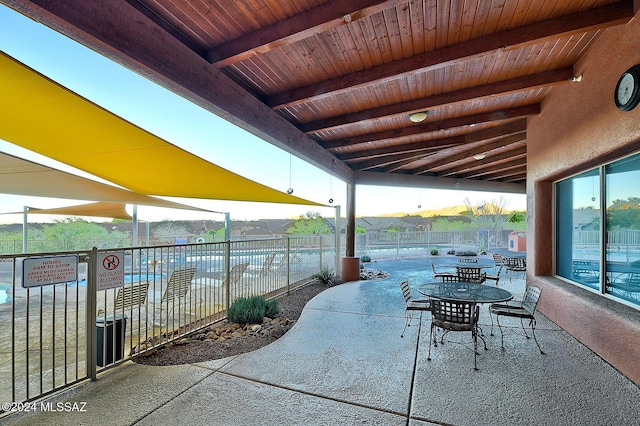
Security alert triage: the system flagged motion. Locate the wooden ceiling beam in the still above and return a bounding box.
[412,134,527,175]
[349,151,436,171]
[478,167,528,181]
[267,2,633,109]
[206,0,397,67]
[333,120,527,160]
[301,68,573,134]
[444,157,527,178]
[322,106,537,150]
[439,149,527,176]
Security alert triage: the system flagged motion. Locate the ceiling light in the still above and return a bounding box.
[473,153,486,160]
[408,111,428,123]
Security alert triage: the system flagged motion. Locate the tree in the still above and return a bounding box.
[207,227,227,241]
[42,218,111,250]
[152,222,190,244]
[607,197,640,230]
[463,196,510,230]
[287,212,331,234]
[506,211,526,223]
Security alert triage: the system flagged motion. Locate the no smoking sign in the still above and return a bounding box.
[97,251,125,291]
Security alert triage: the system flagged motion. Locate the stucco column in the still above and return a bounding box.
[346,181,356,257]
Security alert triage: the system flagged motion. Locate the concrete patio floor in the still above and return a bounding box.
[3,256,640,425]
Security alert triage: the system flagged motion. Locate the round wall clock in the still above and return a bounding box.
[615,65,640,111]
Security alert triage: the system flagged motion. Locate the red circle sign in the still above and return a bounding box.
[102,255,120,270]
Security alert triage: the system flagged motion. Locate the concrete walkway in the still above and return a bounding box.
[3,257,640,425]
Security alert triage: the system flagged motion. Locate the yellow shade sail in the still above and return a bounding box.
[0,51,323,206]
[0,151,213,212]
[22,202,132,220]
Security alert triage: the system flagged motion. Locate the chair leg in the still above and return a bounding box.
[401,312,411,338]
[427,323,435,361]
[477,332,488,351]
[490,311,495,336]
[401,311,420,338]
[528,317,544,354]
[472,327,479,370]
[520,318,531,339]
[496,314,506,350]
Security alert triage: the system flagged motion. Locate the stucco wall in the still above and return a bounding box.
[527,12,640,385]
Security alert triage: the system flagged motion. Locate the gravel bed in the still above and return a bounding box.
[133,281,332,366]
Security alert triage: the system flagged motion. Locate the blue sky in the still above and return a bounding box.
[0,5,525,223]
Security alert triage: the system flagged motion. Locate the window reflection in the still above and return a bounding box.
[556,152,640,307]
[605,154,640,304]
[556,169,600,290]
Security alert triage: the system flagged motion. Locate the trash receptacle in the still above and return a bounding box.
[96,314,127,367]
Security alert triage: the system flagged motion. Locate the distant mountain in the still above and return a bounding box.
[374,204,522,218]
[376,205,470,218]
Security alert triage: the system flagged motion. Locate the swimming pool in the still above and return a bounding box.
[0,284,9,304]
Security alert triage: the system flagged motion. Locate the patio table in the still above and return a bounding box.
[417,281,513,304]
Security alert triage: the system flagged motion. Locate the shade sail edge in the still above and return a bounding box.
[0,51,325,208]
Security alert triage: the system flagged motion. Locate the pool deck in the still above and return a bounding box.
[2,256,640,425]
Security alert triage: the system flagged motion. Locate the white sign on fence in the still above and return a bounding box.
[22,255,79,288]
[97,251,125,291]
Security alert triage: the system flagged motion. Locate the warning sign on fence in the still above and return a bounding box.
[97,251,125,291]
[22,255,79,288]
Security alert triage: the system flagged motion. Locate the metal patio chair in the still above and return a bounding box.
[427,298,483,370]
[431,261,455,280]
[399,280,430,338]
[485,265,503,286]
[439,275,460,283]
[489,285,544,354]
[456,266,486,283]
[505,257,526,281]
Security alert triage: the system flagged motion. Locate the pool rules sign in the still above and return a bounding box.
[97,251,125,291]
[22,255,79,288]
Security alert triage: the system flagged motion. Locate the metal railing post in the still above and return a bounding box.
[286,237,291,292]
[224,241,231,312]
[86,247,98,381]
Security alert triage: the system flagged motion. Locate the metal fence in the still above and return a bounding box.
[352,229,514,257]
[0,236,334,409]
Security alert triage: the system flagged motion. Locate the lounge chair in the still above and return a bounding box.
[97,280,150,319]
[152,268,197,328]
[191,262,250,309]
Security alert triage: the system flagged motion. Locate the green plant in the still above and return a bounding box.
[265,298,280,318]
[227,295,268,324]
[313,267,335,285]
[430,248,439,255]
[361,255,371,262]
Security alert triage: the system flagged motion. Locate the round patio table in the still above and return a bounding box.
[417,281,513,303]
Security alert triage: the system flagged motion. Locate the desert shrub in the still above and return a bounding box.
[430,248,439,255]
[313,267,335,285]
[265,298,280,318]
[227,295,267,324]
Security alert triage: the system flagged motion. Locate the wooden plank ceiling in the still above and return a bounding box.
[4,0,635,193]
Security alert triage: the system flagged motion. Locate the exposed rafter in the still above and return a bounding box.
[266,3,632,109]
